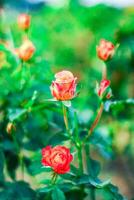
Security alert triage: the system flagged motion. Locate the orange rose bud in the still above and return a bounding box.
[42,145,73,174]
[6,122,16,134]
[97,79,112,100]
[50,70,77,101]
[96,39,115,61]
[18,14,30,30]
[16,39,35,61]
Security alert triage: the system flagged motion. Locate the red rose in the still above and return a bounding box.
[18,14,30,30]
[42,145,73,174]
[98,79,112,100]
[50,70,77,101]
[96,39,115,61]
[15,39,35,61]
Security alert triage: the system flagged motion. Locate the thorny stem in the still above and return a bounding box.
[82,102,104,145]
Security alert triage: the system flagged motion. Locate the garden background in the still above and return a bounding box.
[0,0,134,199]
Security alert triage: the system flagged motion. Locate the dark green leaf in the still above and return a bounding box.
[8,108,27,122]
[52,188,66,200]
[38,186,52,193]
[76,175,110,188]
[0,181,37,200]
[105,183,127,200]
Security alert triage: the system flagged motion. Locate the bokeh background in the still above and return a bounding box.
[0,0,134,199]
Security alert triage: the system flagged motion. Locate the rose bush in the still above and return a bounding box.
[0,4,133,200]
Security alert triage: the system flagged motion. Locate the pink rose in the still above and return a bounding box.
[97,39,115,61]
[18,14,30,30]
[50,70,77,101]
[98,79,112,100]
[15,39,35,61]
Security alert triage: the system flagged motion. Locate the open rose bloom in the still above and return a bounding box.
[15,39,35,62]
[97,79,112,100]
[50,70,77,101]
[18,14,30,30]
[42,145,73,174]
[97,39,115,61]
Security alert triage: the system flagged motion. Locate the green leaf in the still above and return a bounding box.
[0,181,37,200]
[88,158,101,178]
[30,162,52,175]
[60,172,77,182]
[8,108,27,122]
[104,99,134,112]
[38,186,52,193]
[84,145,101,177]
[24,90,38,109]
[52,188,66,200]
[39,179,51,185]
[105,183,127,200]
[76,175,110,188]
[0,44,19,66]
[59,182,76,192]
[29,151,52,175]
[49,132,69,145]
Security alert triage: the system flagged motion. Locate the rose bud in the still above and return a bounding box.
[97,79,112,100]
[16,39,35,62]
[50,70,77,101]
[42,145,73,174]
[6,122,16,134]
[18,14,30,30]
[96,39,115,61]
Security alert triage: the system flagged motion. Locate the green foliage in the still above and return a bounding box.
[52,188,66,200]
[0,1,133,200]
[0,181,36,200]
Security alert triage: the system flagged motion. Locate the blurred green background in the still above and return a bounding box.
[0,0,134,199]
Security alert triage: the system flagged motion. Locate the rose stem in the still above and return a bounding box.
[62,104,72,138]
[102,62,107,79]
[82,102,104,199]
[84,144,96,200]
[62,104,84,173]
[74,111,84,174]
[77,145,83,174]
[51,172,58,185]
[82,102,104,145]
[83,62,106,144]
[90,187,96,200]
[20,60,25,89]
